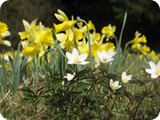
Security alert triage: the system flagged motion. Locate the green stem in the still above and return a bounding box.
[77,18,93,70]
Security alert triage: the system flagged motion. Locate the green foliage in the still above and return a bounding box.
[111,0,160,24]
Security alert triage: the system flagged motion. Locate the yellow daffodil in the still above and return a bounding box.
[78,40,89,54]
[74,28,83,41]
[23,43,40,55]
[91,32,101,42]
[140,45,150,54]
[19,19,55,61]
[131,43,141,52]
[63,40,75,52]
[81,20,95,33]
[0,22,8,35]
[100,42,115,52]
[35,28,54,46]
[101,24,116,39]
[91,43,101,56]
[131,31,147,43]
[0,22,11,46]
[149,50,159,62]
[53,20,76,33]
[54,9,69,22]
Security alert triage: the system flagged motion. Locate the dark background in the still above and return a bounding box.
[0,0,160,51]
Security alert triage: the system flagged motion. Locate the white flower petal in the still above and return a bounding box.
[79,61,89,65]
[149,61,156,70]
[110,79,113,86]
[79,53,88,61]
[67,61,75,64]
[117,85,121,89]
[1,40,11,46]
[66,48,89,65]
[151,73,159,79]
[1,31,11,37]
[66,52,74,60]
[128,75,132,80]
[157,60,160,68]
[72,48,79,56]
[145,69,153,74]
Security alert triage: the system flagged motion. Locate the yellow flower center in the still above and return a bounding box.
[73,57,80,63]
[112,83,117,89]
[101,56,108,62]
[155,69,160,75]
[123,77,128,83]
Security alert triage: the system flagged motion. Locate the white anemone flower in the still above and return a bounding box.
[64,73,75,81]
[0,113,7,120]
[97,49,116,63]
[145,60,160,79]
[66,48,89,65]
[121,71,132,83]
[110,79,121,91]
[153,112,160,120]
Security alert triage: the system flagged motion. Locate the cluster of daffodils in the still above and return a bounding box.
[0,21,11,68]
[54,9,116,67]
[128,31,159,61]
[18,9,117,66]
[19,19,54,61]
[18,9,160,90]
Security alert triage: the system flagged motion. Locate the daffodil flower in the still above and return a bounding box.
[101,24,116,39]
[54,9,69,22]
[121,71,132,83]
[97,49,116,63]
[131,31,147,43]
[110,79,121,91]
[66,48,89,65]
[64,73,75,81]
[0,22,11,47]
[145,60,160,79]
[53,20,76,33]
